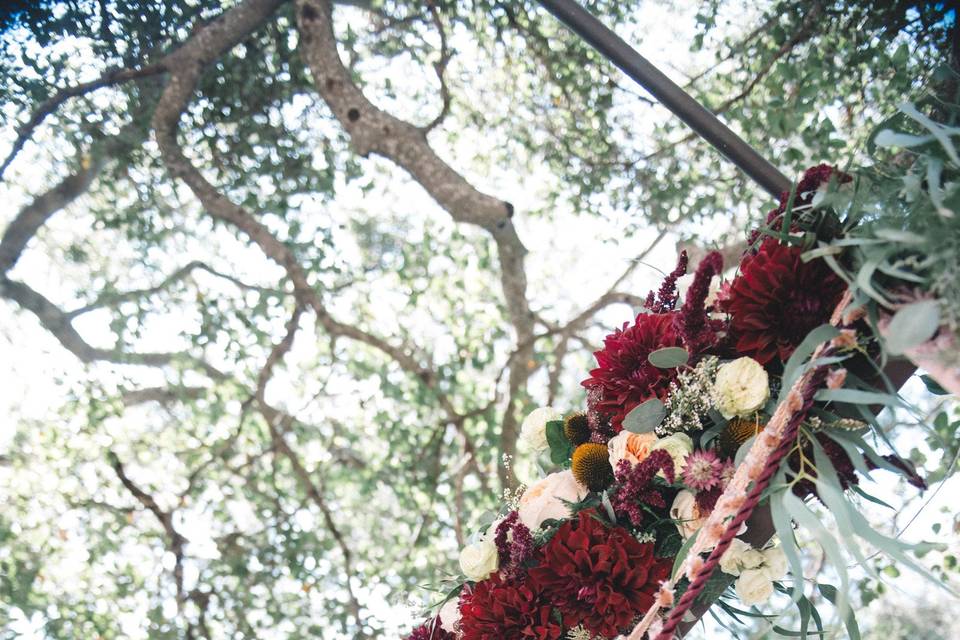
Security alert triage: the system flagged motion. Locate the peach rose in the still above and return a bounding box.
[607,430,658,469]
[517,470,588,531]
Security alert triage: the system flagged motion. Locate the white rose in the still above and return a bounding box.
[458,536,498,582]
[719,538,765,577]
[669,490,705,540]
[713,357,770,419]
[651,433,694,476]
[761,545,788,581]
[517,470,588,531]
[735,567,775,606]
[519,407,563,452]
[438,597,460,632]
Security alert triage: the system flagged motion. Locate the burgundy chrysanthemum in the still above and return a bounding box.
[529,510,671,637]
[582,312,683,430]
[406,618,455,640]
[720,239,845,365]
[458,573,562,640]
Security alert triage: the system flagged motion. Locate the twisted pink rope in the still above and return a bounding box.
[651,366,828,639]
[626,292,853,640]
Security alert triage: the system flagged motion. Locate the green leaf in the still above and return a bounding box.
[815,388,903,407]
[546,420,572,466]
[921,374,949,395]
[670,529,700,581]
[771,479,806,603]
[622,398,665,434]
[884,299,940,355]
[780,324,840,397]
[600,490,617,524]
[648,346,689,368]
[818,584,861,640]
[734,435,756,468]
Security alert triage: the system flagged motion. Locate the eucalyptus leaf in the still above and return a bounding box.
[648,346,689,368]
[733,435,756,468]
[780,324,839,398]
[670,528,700,581]
[622,398,665,434]
[818,584,861,640]
[884,299,940,355]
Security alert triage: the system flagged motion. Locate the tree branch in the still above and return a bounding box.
[253,304,366,633]
[0,63,165,181]
[422,1,453,133]
[0,276,226,379]
[108,450,189,602]
[0,156,104,273]
[296,0,535,487]
[65,260,286,319]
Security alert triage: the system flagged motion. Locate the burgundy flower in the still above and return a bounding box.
[530,511,671,637]
[458,573,563,640]
[645,251,688,312]
[406,618,455,640]
[677,251,725,354]
[789,432,858,500]
[582,312,683,429]
[720,239,845,365]
[494,511,535,578]
[611,449,675,527]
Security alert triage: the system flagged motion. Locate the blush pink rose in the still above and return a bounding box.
[517,470,588,531]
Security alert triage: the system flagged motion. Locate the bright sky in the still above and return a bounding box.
[1,1,957,638]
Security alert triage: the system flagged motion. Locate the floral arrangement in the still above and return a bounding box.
[406,101,959,639]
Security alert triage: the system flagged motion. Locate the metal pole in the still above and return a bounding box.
[537,0,791,198]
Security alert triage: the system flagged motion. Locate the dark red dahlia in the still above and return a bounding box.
[529,511,671,637]
[582,312,683,429]
[406,618,455,640]
[721,239,845,365]
[458,573,562,640]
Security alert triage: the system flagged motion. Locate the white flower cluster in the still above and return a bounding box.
[719,539,788,606]
[659,357,719,435]
[566,625,596,640]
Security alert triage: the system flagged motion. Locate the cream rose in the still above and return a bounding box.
[438,597,460,632]
[713,357,770,419]
[651,433,694,475]
[458,535,498,582]
[719,538,765,577]
[735,567,775,605]
[761,545,788,581]
[608,430,658,469]
[517,470,588,531]
[669,490,705,540]
[519,406,563,452]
